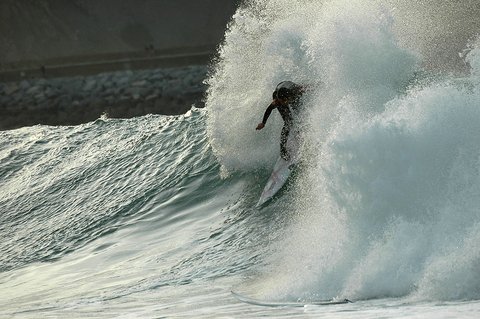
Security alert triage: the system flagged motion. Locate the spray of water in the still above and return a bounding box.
[206,0,480,301]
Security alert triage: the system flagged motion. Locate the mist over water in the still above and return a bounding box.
[206,0,480,302]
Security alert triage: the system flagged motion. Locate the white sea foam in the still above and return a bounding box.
[207,0,480,302]
[273,33,480,303]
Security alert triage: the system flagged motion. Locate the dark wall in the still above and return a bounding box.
[0,0,238,70]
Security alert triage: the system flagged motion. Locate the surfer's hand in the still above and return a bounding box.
[256,123,265,130]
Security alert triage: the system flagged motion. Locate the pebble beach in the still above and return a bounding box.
[0,65,208,130]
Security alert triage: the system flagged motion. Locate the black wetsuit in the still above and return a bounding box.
[260,81,303,160]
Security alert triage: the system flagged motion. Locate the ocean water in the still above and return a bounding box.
[2,0,480,318]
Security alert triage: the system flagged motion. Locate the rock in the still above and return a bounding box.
[83,79,97,91]
[26,85,41,95]
[36,78,48,86]
[3,83,19,95]
[132,80,147,87]
[145,91,159,101]
[44,87,58,98]
[34,92,46,104]
[19,80,30,90]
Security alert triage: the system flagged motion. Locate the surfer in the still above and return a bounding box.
[256,81,305,161]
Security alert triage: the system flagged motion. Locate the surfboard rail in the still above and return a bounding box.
[256,131,301,207]
[231,290,352,307]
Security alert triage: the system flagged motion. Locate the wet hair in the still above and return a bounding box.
[273,87,293,100]
[277,87,292,100]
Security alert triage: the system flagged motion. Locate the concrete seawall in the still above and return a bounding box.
[1,0,237,74]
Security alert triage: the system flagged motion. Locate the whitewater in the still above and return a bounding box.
[2,0,480,317]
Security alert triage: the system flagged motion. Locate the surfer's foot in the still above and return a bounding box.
[281,152,290,161]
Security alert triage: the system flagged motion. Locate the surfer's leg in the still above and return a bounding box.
[280,125,290,161]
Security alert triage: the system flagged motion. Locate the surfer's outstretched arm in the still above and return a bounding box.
[256,102,276,130]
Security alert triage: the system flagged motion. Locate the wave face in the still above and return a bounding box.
[0,111,224,271]
[0,107,299,316]
[206,0,480,302]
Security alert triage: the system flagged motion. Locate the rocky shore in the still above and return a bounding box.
[0,65,209,131]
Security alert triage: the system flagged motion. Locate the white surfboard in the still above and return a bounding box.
[231,291,352,307]
[256,131,301,207]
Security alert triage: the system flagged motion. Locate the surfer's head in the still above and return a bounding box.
[276,87,293,100]
[272,87,292,105]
